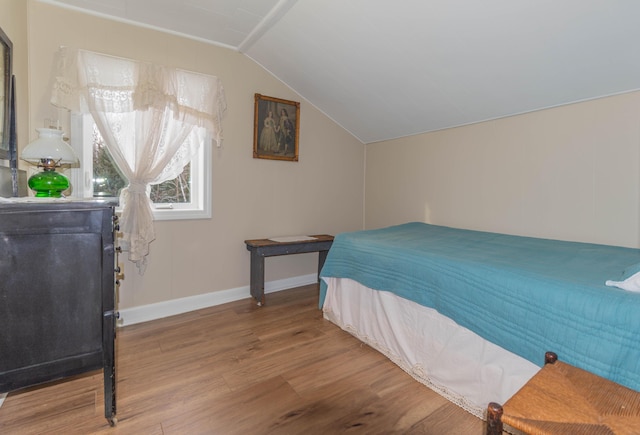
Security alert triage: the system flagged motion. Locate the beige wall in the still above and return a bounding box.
[16,1,640,313]
[25,1,365,309]
[0,0,29,161]
[366,91,640,248]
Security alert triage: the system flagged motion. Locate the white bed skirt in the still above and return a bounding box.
[322,277,539,419]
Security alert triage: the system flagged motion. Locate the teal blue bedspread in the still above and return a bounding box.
[319,222,640,392]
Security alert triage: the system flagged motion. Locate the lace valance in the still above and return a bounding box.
[50,47,227,145]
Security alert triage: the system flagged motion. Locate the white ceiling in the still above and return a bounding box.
[43,0,640,144]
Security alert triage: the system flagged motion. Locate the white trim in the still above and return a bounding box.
[152,137,212,221]
[69,113,212,221]
[237,0,299,53]
[117,273,318,327]
[38,0,237,51]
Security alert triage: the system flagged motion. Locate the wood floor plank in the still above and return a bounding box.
[0,284,485,434]
[161,376,303,435]
[284,340,392,395]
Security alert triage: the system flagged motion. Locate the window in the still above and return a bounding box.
[70,113,211,220]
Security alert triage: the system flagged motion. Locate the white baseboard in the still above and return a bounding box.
[117,273,318,327]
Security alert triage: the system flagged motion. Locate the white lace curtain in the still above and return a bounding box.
[50,47,226,272]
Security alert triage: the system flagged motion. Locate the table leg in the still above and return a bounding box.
[249,250,266,306]
[318,250,329,283]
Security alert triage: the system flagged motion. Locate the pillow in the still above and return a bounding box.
[605,263,640,292]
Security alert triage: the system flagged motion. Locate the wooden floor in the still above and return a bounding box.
[0,285,485,434]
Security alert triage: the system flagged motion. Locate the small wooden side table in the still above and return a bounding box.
[244,235,334,305]
[486,351,640,434]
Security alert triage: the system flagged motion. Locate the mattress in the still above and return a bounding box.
[319,222,640,392]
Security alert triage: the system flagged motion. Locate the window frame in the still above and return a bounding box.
[69,113,211,221]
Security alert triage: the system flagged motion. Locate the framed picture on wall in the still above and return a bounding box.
[253,93,299,161]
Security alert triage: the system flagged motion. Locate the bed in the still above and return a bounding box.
[319,222,640,418]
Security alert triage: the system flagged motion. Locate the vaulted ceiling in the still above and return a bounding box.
[43,0,640,144]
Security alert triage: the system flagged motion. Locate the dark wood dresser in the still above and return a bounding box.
[0,201,118,425]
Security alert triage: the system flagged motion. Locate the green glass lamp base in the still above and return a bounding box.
[28,170,70,198]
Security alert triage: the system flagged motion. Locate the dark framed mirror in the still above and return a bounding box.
[0,24,19,197]
[0,25,12,161]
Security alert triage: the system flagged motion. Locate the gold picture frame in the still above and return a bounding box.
[253,94,299,161]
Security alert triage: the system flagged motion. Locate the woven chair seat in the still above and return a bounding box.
[487,353,640,434]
